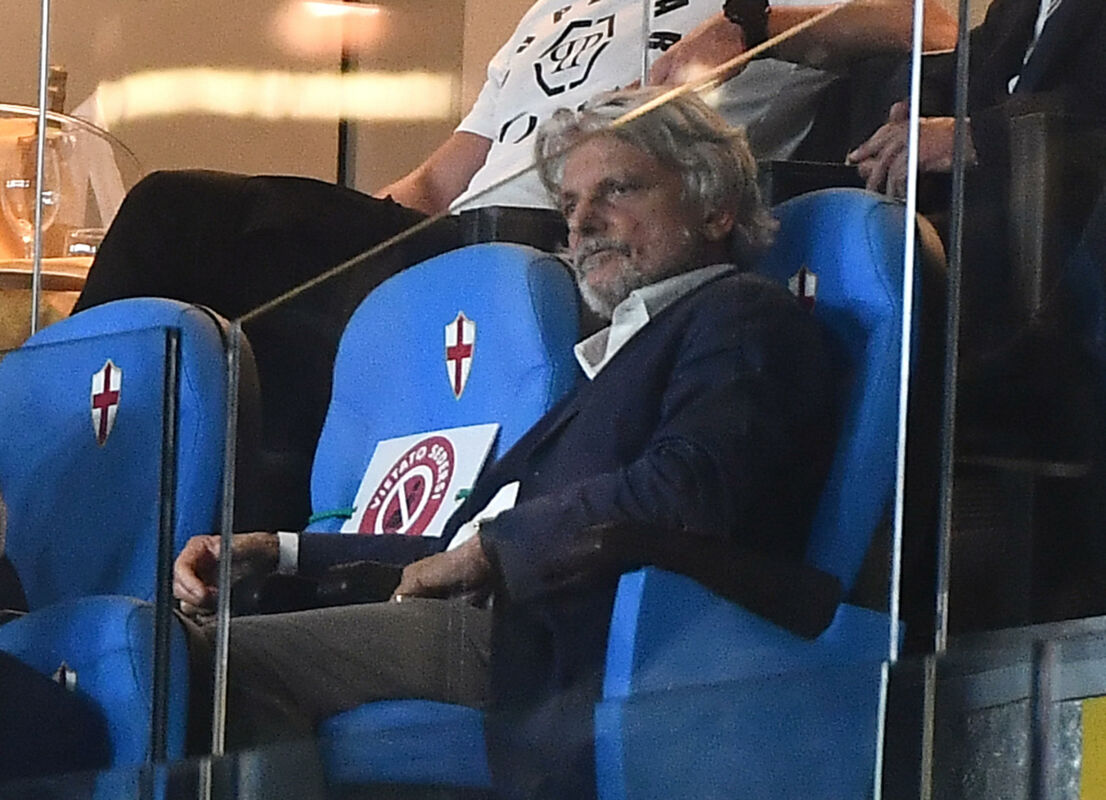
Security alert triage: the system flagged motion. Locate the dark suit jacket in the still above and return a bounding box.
[461,271,839,799]
[923,0,1106,171]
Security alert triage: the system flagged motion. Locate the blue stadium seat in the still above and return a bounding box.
[0,298,246,774]
[306,241,580,534]
[311,243,579,787]
[593,188,914,800]
[0,298,234,606]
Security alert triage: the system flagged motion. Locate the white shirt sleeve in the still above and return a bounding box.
[276,531,299,575]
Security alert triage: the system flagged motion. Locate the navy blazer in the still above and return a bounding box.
[467,270,839,799]
[923,0,1106,171]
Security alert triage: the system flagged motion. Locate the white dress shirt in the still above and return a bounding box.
[574,263,736,380]
[1009,0,1064,93]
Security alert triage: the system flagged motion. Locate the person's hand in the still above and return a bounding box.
[173,532,279,614]
[391,536,491,601]
[648,15,747,87]
[847,103,974,198]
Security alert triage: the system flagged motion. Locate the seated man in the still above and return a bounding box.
[79,0,952,528]
[846,0,1105,353]
[847,0,1106,624]
[174,87,839,798]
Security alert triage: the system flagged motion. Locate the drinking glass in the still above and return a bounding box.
[1,134,64,259]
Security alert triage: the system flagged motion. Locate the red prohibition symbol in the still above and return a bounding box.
[359,435,455,536]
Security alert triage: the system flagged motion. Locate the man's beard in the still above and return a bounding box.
[569,239,641,320]
[568,237,689,321]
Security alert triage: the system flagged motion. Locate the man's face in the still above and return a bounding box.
[558,134,711,319]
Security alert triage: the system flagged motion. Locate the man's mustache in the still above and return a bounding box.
[569,239,632,272]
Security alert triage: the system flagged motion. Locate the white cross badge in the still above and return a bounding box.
[90,359,122,446]
[445,312,476,399]
[789,265,818,310]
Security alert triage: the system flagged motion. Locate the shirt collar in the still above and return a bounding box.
[574,263,735,380]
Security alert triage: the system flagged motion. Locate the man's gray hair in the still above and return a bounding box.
[536,87,776,257]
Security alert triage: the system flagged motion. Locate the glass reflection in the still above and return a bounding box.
[15,0,1106,797]
[2,0,937,795]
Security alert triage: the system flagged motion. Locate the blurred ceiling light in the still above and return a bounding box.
[303,1,382,18]
[273,0,389,57]
[94,69,456,126]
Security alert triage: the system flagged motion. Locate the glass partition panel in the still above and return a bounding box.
[0,0,972,794]
[941,0,1106,644]
[3,657,892,798]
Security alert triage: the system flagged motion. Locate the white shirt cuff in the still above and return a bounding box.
[276,531,299,575]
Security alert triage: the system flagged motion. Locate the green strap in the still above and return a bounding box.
[309,490,472,525]
[307,507,356,525]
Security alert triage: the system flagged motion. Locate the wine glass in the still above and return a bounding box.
[1,134,63,259]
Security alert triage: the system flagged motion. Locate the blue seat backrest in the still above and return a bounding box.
[308,243,579,532]
[0,298,229,607]
[756,188,909,592]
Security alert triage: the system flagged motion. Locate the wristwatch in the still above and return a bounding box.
[723,0,771,49]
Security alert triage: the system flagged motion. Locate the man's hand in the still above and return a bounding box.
[391,536,491,601]
[173,532,279,614]
[846,101,974,198]
[649,14,747,87]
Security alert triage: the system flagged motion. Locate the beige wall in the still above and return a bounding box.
[461,0,537,112]
[2,0,475,189]
[1,0,990,190]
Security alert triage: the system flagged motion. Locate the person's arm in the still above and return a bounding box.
[845,100,976,197]
[172,532,279,612]
[649,1,957,86]
[390,535,492,600]
[375,131,492,216]
[766,0,957,67]
[375,4,518,215]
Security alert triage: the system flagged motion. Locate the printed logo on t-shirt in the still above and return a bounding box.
[499,111,539,145]
[534,15,616,97]
[649,31,682,51]
[654,0,690,16]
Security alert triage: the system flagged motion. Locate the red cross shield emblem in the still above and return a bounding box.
[789,265,818,310]
[90,359,122,446]
[445,312,476,399]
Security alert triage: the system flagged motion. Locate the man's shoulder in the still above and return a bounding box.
[678,269,807,319]
[663,270,827,356]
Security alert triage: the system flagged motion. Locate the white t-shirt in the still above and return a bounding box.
[451,0,844,212]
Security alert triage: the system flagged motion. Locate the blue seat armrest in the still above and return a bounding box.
[603,567,892,699]
[0,595,190,766]
[318,700,490,788]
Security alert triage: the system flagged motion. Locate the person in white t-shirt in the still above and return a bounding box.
[74,0,954,528]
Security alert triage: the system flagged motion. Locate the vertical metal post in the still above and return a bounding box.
[640,0,651,86]
[918,654,938,800]
[876,0,927,795]
[151,329,181,763]
[211,321,242,755]
[934,0,974,661]
[30,0,52,335]
[889,0,926,670]
[922,0,973,794]
[337,0,358,188]
[1029,640,1058,800]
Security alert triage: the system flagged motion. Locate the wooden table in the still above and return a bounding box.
[0,257,91,351]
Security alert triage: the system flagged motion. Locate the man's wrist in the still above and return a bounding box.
[722,0,770,49]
